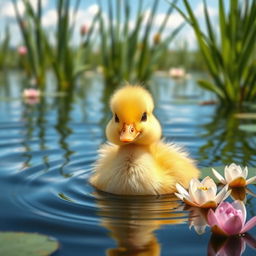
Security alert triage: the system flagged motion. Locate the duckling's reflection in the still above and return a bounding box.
[94,191,188,256]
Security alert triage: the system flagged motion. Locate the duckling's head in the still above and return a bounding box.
[106,85,162,146]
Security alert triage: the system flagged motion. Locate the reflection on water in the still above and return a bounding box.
[0,71,256,256]
[208,234,256,256]
[95,191,186,256]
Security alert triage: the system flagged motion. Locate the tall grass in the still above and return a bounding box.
[13,0,97,90]
[0,28,10,71]
[13,0,47,87]
[98,0,183,86]
[174,0,256,106]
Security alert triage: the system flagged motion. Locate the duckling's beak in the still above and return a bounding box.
[120,123,140,143]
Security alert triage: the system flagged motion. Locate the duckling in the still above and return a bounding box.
[90,85,200,195]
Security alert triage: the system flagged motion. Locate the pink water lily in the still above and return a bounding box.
[23,88,41,98]
[17,45,27,56]
[175,177,231,208]
[208,200,256,236]
[212,163,256,187]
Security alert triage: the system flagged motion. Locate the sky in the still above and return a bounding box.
[0,0,219,50]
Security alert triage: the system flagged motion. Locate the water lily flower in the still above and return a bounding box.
[175,176,230,208]
[169,67,186,78]
[17,45,27,56]
[207,200,256,236]
[23,88,41,99]
[212,163,256,187]
[80,24,88,36]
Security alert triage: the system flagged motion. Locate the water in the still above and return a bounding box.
[0,72,256,256]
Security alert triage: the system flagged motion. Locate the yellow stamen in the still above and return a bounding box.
[197,186,208,191]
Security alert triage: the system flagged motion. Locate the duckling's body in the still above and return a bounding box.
[90,85,199,195]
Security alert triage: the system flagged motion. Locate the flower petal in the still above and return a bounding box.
[202,176,217,195]
[246,176,256,185]
[223,215,243,235]
[200,201,217,208]
[241,216,256,233]
[193,188,209,205]
[176,183,190,197]
[232,200,246,226]
[184,198,199,207]
[215,185,231,204]
[207,209,220,227]
[243,167,248,179]
[212,168,226,184]
[229,177,247,187]
[225,164,243,182]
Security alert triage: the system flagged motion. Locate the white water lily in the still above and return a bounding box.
[212,163,256,187]
[175,177,230,208]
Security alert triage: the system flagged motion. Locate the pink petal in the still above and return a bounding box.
[241,216,256,233]
[207,209,220,227]
[223,215,243,235]
[232,200,246,226]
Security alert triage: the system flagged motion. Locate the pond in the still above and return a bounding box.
[0,72,256,255]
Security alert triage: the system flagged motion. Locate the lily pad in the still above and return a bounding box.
[0,232,59,256]
[200,166,256,184]
[235,113,256,119]
[239,124,256,132]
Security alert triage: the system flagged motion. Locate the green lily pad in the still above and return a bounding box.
[239,124,256,132]
[200,166,256,183]
[235,113,256,119]
[0,232,59,256]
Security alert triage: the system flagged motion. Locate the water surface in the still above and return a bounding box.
[0,72,256,255]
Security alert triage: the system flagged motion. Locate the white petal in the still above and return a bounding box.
[246,176,256,185]
[175,193,184,201]
[193,189,209,205]
[176,183,189,197]
[202,176,217,194]
[232,200,246,226]
[215,185,230,203]
[212,168,226,184]
[243,166,248,179]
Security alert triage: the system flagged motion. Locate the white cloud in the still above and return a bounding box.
[1,0,48,18]
[194,3,217,18]
[42,9,57,27]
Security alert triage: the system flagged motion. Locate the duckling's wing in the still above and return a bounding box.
[152,141,200,188]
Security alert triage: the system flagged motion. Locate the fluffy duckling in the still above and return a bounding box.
[90,85,200,195]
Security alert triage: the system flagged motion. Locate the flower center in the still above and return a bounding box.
[197,186,208,191]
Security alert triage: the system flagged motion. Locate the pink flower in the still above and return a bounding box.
[80,24,88,36]
[169,68,186,78]
[18,46,28,56]
[207,200,256,236]
[23,88,41,98]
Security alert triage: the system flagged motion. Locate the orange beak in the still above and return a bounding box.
[120,123,140,143]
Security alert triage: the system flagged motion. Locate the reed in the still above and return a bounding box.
[174,0,256,106]
[13,0,97,90]
[97,0,183,87]
[0,28,10,71]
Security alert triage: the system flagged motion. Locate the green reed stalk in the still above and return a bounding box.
[98,0,183,87]
[13,0,47,87]
[0,27,10,71]
[174,0,256,106]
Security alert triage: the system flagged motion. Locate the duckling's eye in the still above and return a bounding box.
[141,112,147,122]
[114,114,119,123]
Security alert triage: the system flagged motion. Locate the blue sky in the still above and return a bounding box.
[0,0,219,49]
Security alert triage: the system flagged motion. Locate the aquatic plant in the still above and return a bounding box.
[174,0,256,105]
[175,177,230,208]
[208,200,256,236]
[212,163,256,187]
[0,27,10,70]
[13,0,97,90]
[97,0,183,87]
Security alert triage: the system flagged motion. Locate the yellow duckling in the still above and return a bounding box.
[90,85,200,195]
